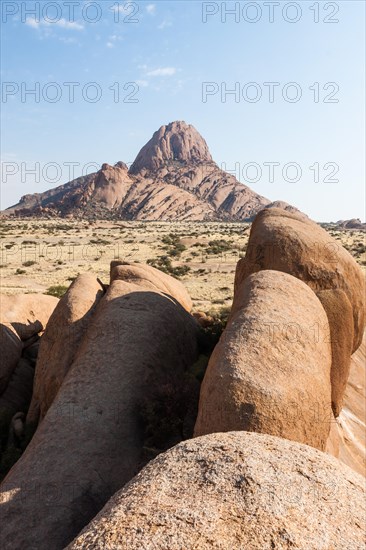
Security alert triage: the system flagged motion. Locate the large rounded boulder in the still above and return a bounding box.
[0,264,199,550]
[0,294,58,394]
[194,270,332,451]
[26,274,104,426]
[110,261,193,311]
[1,294,59,339]
[66,431,366,550]
[235,208,365,352]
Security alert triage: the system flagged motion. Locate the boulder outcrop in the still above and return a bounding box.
[194,270,332,451]
[1,294,59,338]
[0,265,199,550]
[235,208,365,351]
[26,274,104,426]
[66,432,366,550]
[326,330,366,477]
[0,294,58,394]
[110,261,193,312]
[316,289,354,416]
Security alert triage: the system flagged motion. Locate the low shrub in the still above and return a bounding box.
[45,285,68,298]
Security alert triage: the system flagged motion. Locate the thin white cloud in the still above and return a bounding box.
[57,19,84,30]
[25,17,39,29]
[136,80,149,88]
[147,67,177,77]
[26,16,84,31]
[109,34,123,42]
[106,34,123,48]
[146,4,156,15]
[158,20,172,30]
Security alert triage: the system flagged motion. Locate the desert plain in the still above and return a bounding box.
[1,219,365,319]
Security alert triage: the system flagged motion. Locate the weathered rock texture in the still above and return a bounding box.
[129,120,213,174]
[66,432,366,550]
[0,294,58,394]
[5,122,269,221]
[0,265,198,550]
[194,270,332,451]
[235,208,365,351]
[26,274,104,427]
[327,330,366,477]
[316,289,354,417]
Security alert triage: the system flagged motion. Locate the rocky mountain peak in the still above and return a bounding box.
[129,121,213,175]
[4,121,271,221]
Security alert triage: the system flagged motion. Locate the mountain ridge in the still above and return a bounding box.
[4,121,291,221]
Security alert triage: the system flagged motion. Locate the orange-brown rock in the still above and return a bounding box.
[326,330,366,477]
[192,311,214,328]
[0,266,198,550]
[66,432,366,550]
[26,274,104,427]
[194,270,332,451]
[5,122,269,221]
[129,120,213,174]
[1,294,59,339]
[110,261,193,312]
[235,208,365,351]
[0,294,58,394]
[317,289,354,417]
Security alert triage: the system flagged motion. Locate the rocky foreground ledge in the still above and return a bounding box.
[66,431,365,550]
[0,208,365,549]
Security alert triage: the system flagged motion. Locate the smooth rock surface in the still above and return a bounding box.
[26,274,104,426]
[194,270,332,451]
[317,289,354,416]
[110,261,193,312]
[235,208,365,351]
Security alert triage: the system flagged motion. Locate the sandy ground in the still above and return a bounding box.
[0,219,365,314]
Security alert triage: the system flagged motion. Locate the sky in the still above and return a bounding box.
[0,0,365,221]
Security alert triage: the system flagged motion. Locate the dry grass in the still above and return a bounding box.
[0,219,365,314]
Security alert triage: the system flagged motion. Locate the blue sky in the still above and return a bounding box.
[1,0,365,221]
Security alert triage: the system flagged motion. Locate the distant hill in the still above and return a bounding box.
[4,121,298,221]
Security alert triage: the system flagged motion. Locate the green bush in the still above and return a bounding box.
[45,285,68,298]
[161,234,186,258]
[147,256,190,279]
[205,239,233,255]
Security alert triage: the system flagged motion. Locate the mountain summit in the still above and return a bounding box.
[129,121,213,174]
[5,121,273,221]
